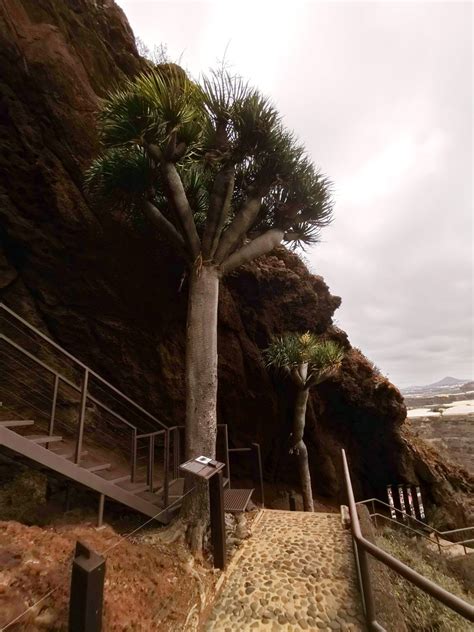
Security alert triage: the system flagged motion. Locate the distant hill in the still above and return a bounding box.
[427,376,468,388]
[402,376,472,395]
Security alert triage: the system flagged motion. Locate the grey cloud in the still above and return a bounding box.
[118,0,472,387]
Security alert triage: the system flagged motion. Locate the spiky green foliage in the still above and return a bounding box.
[85,65,334,262]
[84,146,152,216]
[265,333,345,387]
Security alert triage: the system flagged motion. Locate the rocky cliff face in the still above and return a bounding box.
[1,0,472,525]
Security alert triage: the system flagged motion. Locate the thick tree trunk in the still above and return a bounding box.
[292,387,314,512]
[180,264,219,553]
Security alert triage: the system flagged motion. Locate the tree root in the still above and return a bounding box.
[152,517,187,545]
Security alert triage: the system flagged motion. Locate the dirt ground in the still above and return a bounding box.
[0,516,217,631]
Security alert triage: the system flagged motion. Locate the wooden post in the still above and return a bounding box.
[69,541,105,632]
[209,470,226,569]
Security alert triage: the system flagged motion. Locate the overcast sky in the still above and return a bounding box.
[116,0,473,388]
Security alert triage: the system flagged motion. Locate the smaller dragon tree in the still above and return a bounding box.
[265,333,345,512]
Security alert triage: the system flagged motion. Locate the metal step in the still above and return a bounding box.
[111,475,131,484]
[116,480,150,494]
[0,425,171,522]
[136,490,163,505]
[52,449,89,459]
[0,420,35,428]
[27,435,62,444]
[86,463,111,474]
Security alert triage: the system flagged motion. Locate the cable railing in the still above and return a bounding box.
[341,449,474,630]
[0,302,173,503]
[356,497,474,553]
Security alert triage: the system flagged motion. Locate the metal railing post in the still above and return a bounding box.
[131,429,137,483]
[49,374,59,438]
[357,541,377,626]
[75,369,89,465]
[252,442,265,507]
[173,428,179,480]
[163,430,169,508]
[372,499,378,529]
[148,435,155,492]
[342,450,474,625]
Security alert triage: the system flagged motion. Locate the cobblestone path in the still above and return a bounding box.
[204,510,366,631]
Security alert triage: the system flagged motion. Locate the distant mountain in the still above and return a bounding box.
[427,376,468,388]
[401,376,471,395]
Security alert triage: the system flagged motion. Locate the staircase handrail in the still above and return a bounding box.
[1,333,136,432]
[368,512,474,554]
[342,450,474,630]
[0,303,167,431]
[356,496,474,541]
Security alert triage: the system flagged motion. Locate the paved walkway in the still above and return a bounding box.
[205,510,366,632]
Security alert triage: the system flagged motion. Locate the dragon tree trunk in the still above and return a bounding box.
[180,263,219,551]
[292,387,314,512]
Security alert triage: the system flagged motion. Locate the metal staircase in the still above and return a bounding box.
[0,303,189,524]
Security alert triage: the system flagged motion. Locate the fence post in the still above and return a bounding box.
[69,541,105,632]
[75,369,89,465]
[209,470,226,569]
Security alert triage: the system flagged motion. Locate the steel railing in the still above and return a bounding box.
[0,303,173,504]
[341,449,474,630]
[357,497,474,554]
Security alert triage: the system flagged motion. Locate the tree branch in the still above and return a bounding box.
[202,165,235,259]
[161,162,201,259]
[143,201,189,261]
[213,190,264,264]
[146,143,201,259]
[291,367,304,388]
[220,228,284,275]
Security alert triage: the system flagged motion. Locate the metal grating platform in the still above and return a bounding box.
[224,488,254,513]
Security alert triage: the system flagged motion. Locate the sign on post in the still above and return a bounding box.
[179,456,226,569]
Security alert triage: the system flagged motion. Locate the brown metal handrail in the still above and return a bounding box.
[0,303,167,431]
[228,443,265,507]
[0,304,172,506]
[357,496,474,543]
[368,512,474,555]
[342,449,474,629]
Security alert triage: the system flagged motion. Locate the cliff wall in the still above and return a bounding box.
[0,0,471,525]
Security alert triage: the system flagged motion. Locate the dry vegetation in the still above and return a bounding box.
[376,528,473,632]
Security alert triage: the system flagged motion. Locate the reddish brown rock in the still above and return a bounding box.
[0,0,471,526]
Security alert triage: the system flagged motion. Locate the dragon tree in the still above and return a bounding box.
[86,65,333,551]
[265,334,344,511]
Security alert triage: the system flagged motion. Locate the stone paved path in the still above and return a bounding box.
[204,510,366,631]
